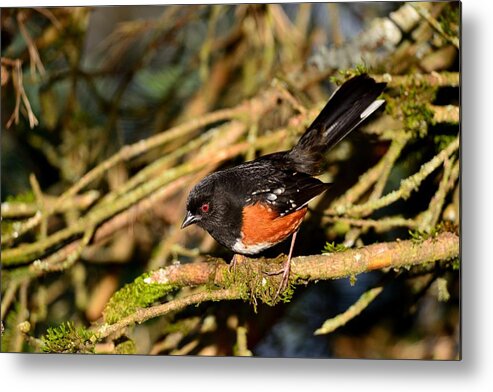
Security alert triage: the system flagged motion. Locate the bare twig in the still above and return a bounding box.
[17,11,46,76]
[3,57,39,128]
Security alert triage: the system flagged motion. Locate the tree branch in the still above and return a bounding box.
[94,231,458,340]
[97,288,241,339]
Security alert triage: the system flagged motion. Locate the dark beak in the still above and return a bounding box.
[181,211,199,229]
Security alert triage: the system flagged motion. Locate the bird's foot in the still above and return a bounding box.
[264,258,291,302]
[229,254,246,275]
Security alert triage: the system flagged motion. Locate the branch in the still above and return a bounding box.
[314,286,383,335]
[430,104,460,124]
[94,231,458,340]
[1,191,99,219]
[150,231,458,285]
[374,72,460,88]
[97,288,241,339]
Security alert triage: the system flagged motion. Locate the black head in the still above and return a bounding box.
[181,176,217,230]
[181,172,243,251]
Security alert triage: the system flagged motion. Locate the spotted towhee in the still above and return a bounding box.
[181,74,387,297]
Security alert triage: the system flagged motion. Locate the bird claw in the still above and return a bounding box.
[229,254,245,275]
[264,259,291,302]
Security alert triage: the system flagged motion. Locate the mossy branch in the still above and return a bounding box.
[374,72,459,88]
[95,231,458,340]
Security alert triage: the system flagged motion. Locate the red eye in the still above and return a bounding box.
[201,203,210,213]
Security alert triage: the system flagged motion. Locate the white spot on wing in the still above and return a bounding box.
[266,193,277,201]
[252,188,271,195]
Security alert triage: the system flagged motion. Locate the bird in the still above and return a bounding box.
[181,74,387,298]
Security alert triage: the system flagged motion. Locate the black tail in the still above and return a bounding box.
[289,74,386,175]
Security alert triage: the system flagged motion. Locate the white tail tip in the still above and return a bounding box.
[360,99,385,119]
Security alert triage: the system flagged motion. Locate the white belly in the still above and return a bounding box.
[232,239,273,255]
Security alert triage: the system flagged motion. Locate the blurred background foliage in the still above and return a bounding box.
[1,2,459,358]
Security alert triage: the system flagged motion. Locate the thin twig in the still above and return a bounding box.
[12,279,30,352]
[314,286,383,335]
[29,174,47,239]
[322,216,418,231]
[17,11,46,76]
[1,282,20,321]
[329,137,459,217]
[342,133,410,246]
[1,191,99,219]
[418,158,459,231]
[234,326,253,356]
[31,226,95,273]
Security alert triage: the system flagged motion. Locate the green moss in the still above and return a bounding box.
[409,223,447,243]
[329,64,371,86]
[408,228,427,243]
[438,3,460,38]
[5,191,35,204]
[402,99,435,137]
[323,241,347,254]
[1,219,26,238]
[385,76,437,138]
[41,321,95,353]
[103,272,178,324]
[434,134,456,151]
[222,255,297,309]
[114,338,137,354]
[451,257,460,271]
